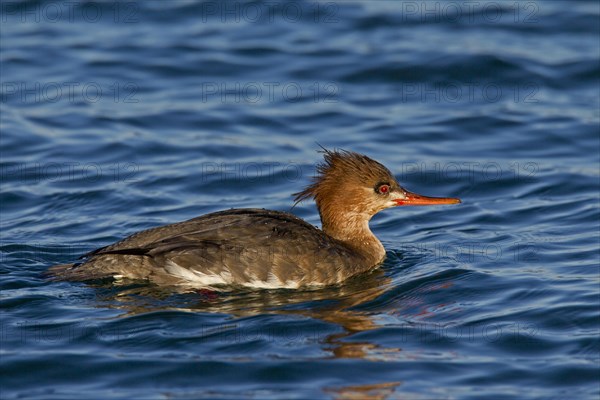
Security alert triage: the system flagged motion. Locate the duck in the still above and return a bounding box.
[47,149,460,289]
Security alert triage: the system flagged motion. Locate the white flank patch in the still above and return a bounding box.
[245,272,300,289]
[165,260,233,286]
[164,261,302,289]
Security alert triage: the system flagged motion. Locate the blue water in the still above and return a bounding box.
[1,1,599,398]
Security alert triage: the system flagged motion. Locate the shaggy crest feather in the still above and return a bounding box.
[293,148,397,205]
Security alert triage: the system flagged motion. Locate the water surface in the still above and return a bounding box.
[1,1,599,399]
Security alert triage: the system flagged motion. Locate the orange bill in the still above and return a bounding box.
[394,190,461,206]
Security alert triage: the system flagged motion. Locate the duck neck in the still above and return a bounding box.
[318,204,386,265]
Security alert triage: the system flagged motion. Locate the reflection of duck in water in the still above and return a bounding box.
[47,149,460,288]
[325,381,402,400]
[83,258,457,378]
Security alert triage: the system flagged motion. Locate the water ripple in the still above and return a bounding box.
[1,1,599,399]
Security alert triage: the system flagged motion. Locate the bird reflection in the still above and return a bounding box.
[88,266,401,359]
[80,249,458,374]
[324,381,402,400]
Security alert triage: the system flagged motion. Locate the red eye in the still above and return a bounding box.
[378,184,390,194]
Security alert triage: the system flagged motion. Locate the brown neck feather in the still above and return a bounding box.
[317,194,386,265]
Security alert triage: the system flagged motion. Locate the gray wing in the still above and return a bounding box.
[50,209,368,287]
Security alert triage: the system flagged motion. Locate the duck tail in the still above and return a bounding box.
[43,263,77,280]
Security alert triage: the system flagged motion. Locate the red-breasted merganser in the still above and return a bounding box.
[47,149,460,288]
